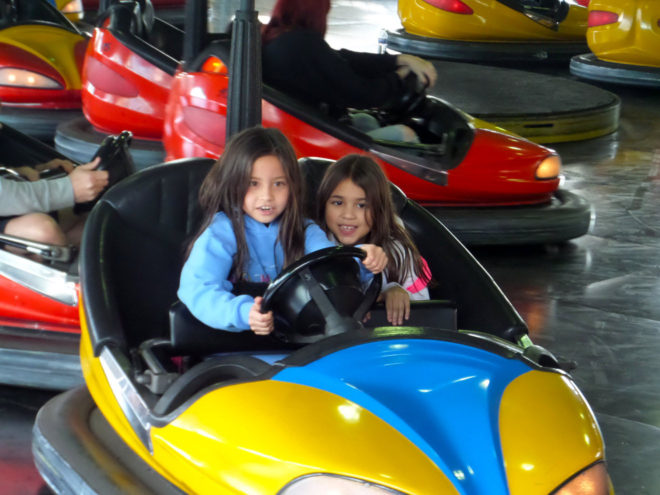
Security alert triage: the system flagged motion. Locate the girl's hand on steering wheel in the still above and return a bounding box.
[250,296,274,335]
[360,244,388,274]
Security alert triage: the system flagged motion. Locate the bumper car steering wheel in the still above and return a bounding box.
[261,246,382,344]
[382,72,428,121]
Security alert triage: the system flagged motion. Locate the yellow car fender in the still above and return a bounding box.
[0,25,86,90]
[587,0,660,67]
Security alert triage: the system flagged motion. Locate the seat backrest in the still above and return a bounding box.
[81,158,214,355]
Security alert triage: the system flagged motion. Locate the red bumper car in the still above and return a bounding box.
[55,0,180,166]
[0,123,133,389]
[0,0,87,140]
[162,0,591,246]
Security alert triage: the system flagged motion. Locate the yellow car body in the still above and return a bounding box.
[398,0,588,42]
[586,0,660,67]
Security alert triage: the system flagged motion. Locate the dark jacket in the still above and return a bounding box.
[262,29,403,115]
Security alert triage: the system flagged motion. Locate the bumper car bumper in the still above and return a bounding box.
[383,28,588,63]
[0,327,81,390]
[33,386,184,495]
[570,53,660,88]
[428,189,592,245]
[0,107,83,142]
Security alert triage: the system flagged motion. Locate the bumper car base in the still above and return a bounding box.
[55,117,166,170]
[428,189,592,245]
[0,328,82,390]
[570,53,660,88]
[33,386,185,495]
[384,29,588,63]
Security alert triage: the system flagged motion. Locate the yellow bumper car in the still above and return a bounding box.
[570,0,660,87]
[384,0,589,62]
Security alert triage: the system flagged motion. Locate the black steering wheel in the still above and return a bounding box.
[74,130,135,213]
[261,246,382,344]
[383,72,428,120]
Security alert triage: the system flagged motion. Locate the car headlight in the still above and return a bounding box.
[552,462,613,495]
[279,474,406,495]
[535,154,561,180]
[0,68,62,89]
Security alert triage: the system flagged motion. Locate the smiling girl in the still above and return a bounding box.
[317,154,431,325]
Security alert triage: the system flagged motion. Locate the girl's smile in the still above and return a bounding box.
[325,178,372,245]
[243,155,290,224]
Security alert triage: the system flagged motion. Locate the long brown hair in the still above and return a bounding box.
[262,0,331,44]
[317,154,430,287]
[187,126,306,282]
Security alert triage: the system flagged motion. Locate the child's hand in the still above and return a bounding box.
[379,286,410,325]
[360,244,388,274]
[249,296,274,335]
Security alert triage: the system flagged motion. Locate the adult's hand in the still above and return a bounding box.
[69,157,109,203]
[396,54,437,88]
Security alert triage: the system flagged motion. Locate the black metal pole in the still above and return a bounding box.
[226,0,262,140]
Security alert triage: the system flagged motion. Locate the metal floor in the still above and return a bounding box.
[1,1,659,493]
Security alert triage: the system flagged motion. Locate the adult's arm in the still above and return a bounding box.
[338,48,399,77]
[263,30,403,110]
[0,176,74,216]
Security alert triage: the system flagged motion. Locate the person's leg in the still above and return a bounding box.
[367,124,419,143]
[4,213,67,246]
[350,112,382,132]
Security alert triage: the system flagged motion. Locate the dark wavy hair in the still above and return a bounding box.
[262,0,331,44]
[316,154,430,287]
[187,126,305,282]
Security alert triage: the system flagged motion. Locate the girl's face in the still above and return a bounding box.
[242,155,290,224]
[325,178,372,245]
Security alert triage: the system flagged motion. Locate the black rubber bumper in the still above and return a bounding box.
[426,189,593,246]
[384,29,588,63]
[0,326,82,390]
[570,52,660,89]
[55,116,166,170]
[32,386,185,495]
[0,108,83,142]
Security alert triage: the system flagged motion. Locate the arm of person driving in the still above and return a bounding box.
[395,54,437,88]
[68,157,108,203]
[378,285,411,326]
[359,243,388,273]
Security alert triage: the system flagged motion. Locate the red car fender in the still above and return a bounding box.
[0,276,79,333]
[82,27,173,138]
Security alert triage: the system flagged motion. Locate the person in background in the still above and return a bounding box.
[261,0,437,143]
[0,153,108,248]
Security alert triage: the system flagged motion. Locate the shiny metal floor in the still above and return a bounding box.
[2,1,659,493]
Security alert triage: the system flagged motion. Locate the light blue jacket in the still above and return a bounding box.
[178,212,333,331]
